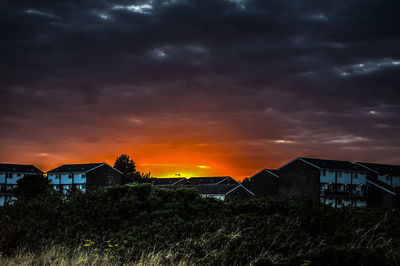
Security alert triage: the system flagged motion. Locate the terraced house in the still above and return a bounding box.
[47,163,122,194]
[356,162,400,207]
[0,163,43,206]
[277,157,368,208]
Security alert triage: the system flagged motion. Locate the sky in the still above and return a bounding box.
[1,0,400,179]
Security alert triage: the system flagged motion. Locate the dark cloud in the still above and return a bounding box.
[1,0,400,175]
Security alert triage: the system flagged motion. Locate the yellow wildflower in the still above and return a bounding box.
[83,244,90,247]
[108,244,113,248]
[106,240,111,243]
[105,249,109,251]
[94,248,98,252]
[114,244,119,247]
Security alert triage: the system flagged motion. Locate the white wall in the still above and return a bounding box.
[6,173,24,184]
[378,174,391,185]
[352,172,366,185]
[336,171,351,184]
[48,174,59,184]
[393,176,400,187]
[61,174,73,184]
[320,170,335,183]
[73,173,86,184]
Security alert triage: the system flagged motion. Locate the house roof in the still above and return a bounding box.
[194,184,254,196]
[0,163,43,174]
[367,177,398,196]
[47,163,115,173]
[250,169,280,179]
[185,176,238,185]
[151,177,185,185]
[279,157,357,171]
[356,162,400,176]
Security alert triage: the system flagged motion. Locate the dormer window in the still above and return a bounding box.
[321,170,326,176]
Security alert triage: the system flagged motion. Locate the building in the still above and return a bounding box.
[194,184,254,200]
[356,162,399,207]
[47,163,122,194]
[184,176,239,185]
[249,169,279,197]
[0,163,43,206]
[278,157,368,208]
[150,177,186,186]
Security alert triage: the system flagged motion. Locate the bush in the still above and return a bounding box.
[1,184,400,265]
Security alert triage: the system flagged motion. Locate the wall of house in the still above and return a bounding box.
[73,173,86,184]
[367,183,396,208]
[250,170,279,197]
[279,160,320,201]
[0,173,5,183]
[393,176,400,187]
[201,194,225,201]
[320,170,335,183]
[86,165,121,188]
[60,174,73,184]
[6,173,24,184]
[48,174,60,184]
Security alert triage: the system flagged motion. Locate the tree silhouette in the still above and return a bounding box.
[12,174,51,200]
[113,154,136,175]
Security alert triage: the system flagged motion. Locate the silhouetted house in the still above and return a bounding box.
[278,157,368,208]
[151,177,186,186]
[356,162,399,207]
[195,184,254,200]
[249,169,279,197]
[184,176,239,185]
[0,163,43,206]
[47,163,122,194]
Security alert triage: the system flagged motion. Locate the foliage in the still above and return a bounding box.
[113,154,136,175]
[11,174,51,200]
[1,186,400,265]
[113,154,153,184]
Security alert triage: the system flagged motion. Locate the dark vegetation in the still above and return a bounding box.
[113,154,152,184]
[1,184,400,265]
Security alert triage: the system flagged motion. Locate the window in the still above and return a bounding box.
[81,174,86,179]
[17,174,22,177]
[338,171,342,177]
[68,174,73,179]
[337,198,342,205]
[354,173,358,179]
[321,170,326,176]
[385,175,390,181]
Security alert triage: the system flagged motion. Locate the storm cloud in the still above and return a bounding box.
[1,0,399,177]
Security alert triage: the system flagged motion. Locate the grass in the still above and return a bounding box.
[0,246,192,266]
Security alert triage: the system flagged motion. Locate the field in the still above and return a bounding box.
[1,184,400,265]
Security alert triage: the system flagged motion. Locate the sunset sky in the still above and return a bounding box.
[1,0,399,179]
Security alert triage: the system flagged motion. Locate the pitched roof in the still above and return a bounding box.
[185,176,238,185]
[298,157,356,171]
[0,163,43,174]
[47,163,106,173]
[151,177,185,185]
[194,184,254,196]
[356,162,400,176]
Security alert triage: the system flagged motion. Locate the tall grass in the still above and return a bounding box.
[0,246,191,266]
